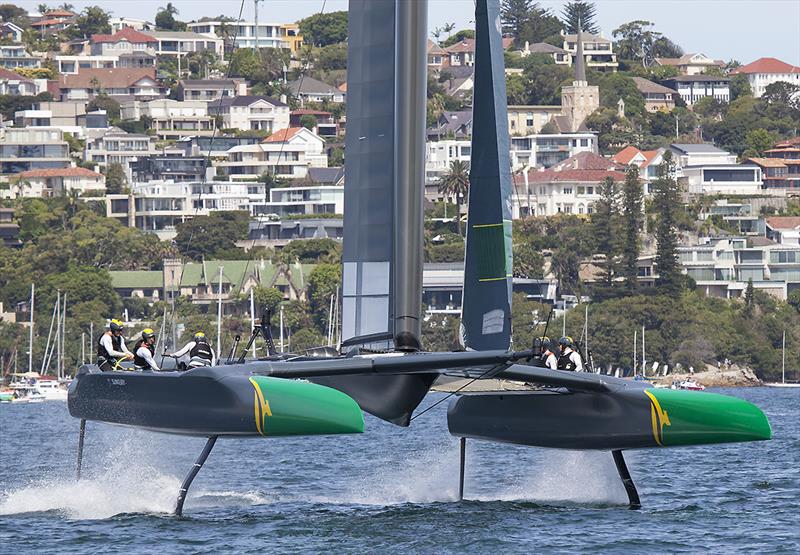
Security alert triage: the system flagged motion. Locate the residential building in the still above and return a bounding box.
[669,143,738,167]
[667,236,800,300]
[427,110,473,140]
[562,31,618,72]
[120,99,214,138]
[288,77,345,104]
[117,52,157,70]
[90,27,158,57]
[56,54,118,74]
[85,129,157,176]
[177,79,247,101]
[516,42,571,65]
[766,217,800,247]
[611,145,664,192]
[245,216,344,247]
[187,20,304,51]
[0,128,70,176]
[507,105,563,135]
[174,135,262,157]
[0,45,40,69]
[440,66,474,97]
[679,164,762,195]
[30,100,109,131]
[0,68,39,96]
[731,57,800,98]
[763,141,800,189]
[290,109,339,137]
[0,207,21,248]
[427,40,448,69]
[105,180,263,238]
[145,30,224,57]
[219,127,327,181]
[654,53,724,75]
[56,68,164,102]
[208,95,290,133]
[251,184,344,218]
[131,156,209,183]
[304,167,345,187]
[11,167,105,197]
[631,77,676,112]
[697,199,763,235]
[0,22,23,43]
[446,39,476,67]
[509,132,598,170]
[109,18,152,33]
[746,158,791,191]
[515,152,627,217]
[660,75,730,105]
[425,140,472,187]
[30,10,75,34]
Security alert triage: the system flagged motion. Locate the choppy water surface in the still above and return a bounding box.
[1,388,797,553]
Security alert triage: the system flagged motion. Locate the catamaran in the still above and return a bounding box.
[67,0,771,516]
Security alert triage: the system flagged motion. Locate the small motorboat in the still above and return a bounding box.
[671,379,706,391]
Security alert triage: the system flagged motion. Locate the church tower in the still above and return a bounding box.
[560,24,600,132]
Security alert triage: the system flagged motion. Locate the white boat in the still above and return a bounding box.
[765,331,799,387]
[671,379,706,391]
[34,378,69,401]
[8,372,68,401]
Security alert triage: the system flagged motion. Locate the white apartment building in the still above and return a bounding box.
[661,76,730,105]
[85,130,157,177]
[105,180,265,239]
[510,133,598,170]
[146,31,224,58]
[668,143,763,195]
[208,96,290,133]
[425,140,472,185]
[187,21,301,50]
[0,128,70,177]
[220,128,327,181]
[0,45,40,69]
[120,99,214,138]
[109,18,152,33]
[673,237,800,300]
[655,53,724,76]
[732,57,800,98]
[56,55,118,74]
[562,32,618,71]
[251,185,344,218]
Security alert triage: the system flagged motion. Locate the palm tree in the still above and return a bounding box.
[437,159,470,236]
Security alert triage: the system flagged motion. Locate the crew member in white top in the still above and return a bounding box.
[133,329,160,371]
[97,319,133,371]
[169,332,216,368]
[556,336,584,372]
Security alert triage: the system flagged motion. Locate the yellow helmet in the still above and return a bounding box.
[142,329,156,341]
[110,319,124,332]
[194,332,206,341]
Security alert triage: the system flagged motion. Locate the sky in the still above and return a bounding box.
[17,0,800,65]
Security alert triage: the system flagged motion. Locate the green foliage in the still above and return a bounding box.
[298,11,348,47]
[442,30,475,48]
[513,236,544,278]
[743,128,778,159]
[788,289,800,312]
[280,238,341,264]
[104,163,127,194]
[290,328,325,352]
[307,264,341,330]
[67,6,111,39]
[0,4,26,23]
[116,119,147,135]
[87,94,120,122]
[520,63,572,105]
[0,92,52,121]
[729,73,752,101]
[174,211,250,261]
[421,314,461,351]
[253,286,284,312]
[437,160,470,236]
[613,20,666,67]
[500,0,539,45]
[314,43,347,71]
[228,47,290,90]
[652,151,682,292]
[620,166,643,291]
[299,114,318,130]
[592,176,620,286]
[594,72,646,119]
[561,1,598,34]
[155,3,186,31]
[744,278,754,316]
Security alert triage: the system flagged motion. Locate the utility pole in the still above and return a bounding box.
[254,0,263,50]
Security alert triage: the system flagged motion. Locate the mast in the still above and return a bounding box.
[28,283,34,373]
[56,290,61,378]
[61,292,67,378]
[392,0,427,350]
[41,293,58,374]
[279,303,284,353]
[216,266,224,357]
[89,321,93,364]
[250,287,256,358]
[642,324,645,379]
[782,329,786,384]
[633,328,637,377]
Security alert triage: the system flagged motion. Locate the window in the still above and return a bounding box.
[580,139,588,147]
[587,186,594,195]
[577,187,585,195]
[562,187,573,195]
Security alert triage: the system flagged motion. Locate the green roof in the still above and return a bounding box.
[110,271,162,289]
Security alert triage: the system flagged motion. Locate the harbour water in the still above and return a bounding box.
[1,388,797,553]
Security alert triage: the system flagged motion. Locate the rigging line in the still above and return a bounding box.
[410,363,506,422]
[236,0,329,295]
[165,0,246,337]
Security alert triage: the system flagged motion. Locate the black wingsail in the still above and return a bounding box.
[460,0,514,351]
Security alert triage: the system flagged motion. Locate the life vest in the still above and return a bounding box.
[97,332,123,360]
[189,339,213,367]
[133,339,155,369]
[557,349,577,371]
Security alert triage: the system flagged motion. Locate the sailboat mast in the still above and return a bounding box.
[782,329,786,384]
[633,328,637,377]
[56,290,61,378]
[28,283,34,373]
[216,266,223,357]
[642,324,645,378]
[40,293,58,374]
[61,292,67,378]
[250,288,257,358]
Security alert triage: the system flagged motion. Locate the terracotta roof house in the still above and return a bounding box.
[0,67,38,96]
[655,53,724,75]
[731,57,800,98]
[56,68,163,101]
[13,167,106,197]
[631,76,676,112]
[90,27,158,56]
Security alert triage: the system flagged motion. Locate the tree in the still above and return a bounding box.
[87,94,120,122]
[561,1,598,34]
[744,278,754,316]
[228,47,290,87]
[729,73,752,101]
[298,11,348,47]
[307,264,341,330]
[620,166,643,291]
[437,160,470,236]
[104,163,128,194]
[762,81,800,108]
[280,238,341,264]
[0,4,27,23]
[253,286,284,312]
[613,20,662,67]
[68,6,111,38]
[513,240,544,278]
[315,42,347,71]
[174,211,250,261]
[299,114,318,130]
[652,151,682,292]
[442,29,475,48]
[155,3,186,31]
[743,128,778,158]
[592,176,619,286]
[501,0,536,43]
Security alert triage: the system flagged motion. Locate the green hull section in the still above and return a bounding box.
[248,376,365,437]
[645,389,771,447]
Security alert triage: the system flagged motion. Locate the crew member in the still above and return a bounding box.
[132,329,160,371]
[169,332,216,368]
[538,336,558,370]
[557,336,584,372]
[97,319,133,371]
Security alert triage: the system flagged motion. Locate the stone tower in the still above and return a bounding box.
[560,25,600,132]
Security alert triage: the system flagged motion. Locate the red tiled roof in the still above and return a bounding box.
[31,18,65,27]
[745,157,788,168]
[92,27,157,45]
[526,168,627,183]
[502,37,514,50]
[18,167,103,179]
[766,217,800,230]
[641,150,660,166]
[550,151,625,172]
[43,9,76,17]
[446,39,475,53]
[263,127,304,143]
[58,68,157,90]
[291,109,331,116]
[338,82,347,92]
[0,67,32,81]
[732,57,800,75]
[612,145,642,165]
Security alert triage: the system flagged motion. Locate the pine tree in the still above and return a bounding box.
[500,0,535,43]
[621,166,643,291]
[592,176,619,286]
[744,278,754,315]
[652,151,682,292]
[561,1,599,34]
